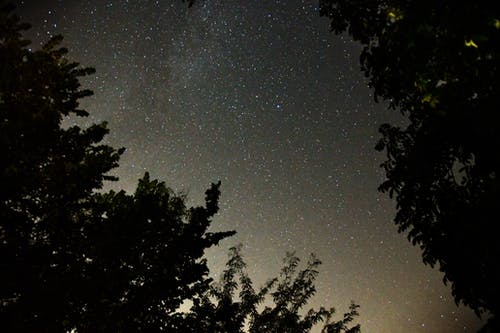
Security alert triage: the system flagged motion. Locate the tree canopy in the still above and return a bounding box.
[182,245,361,333]
[1,3,358,332]
[319,0,500,329]
[0,3,234,332]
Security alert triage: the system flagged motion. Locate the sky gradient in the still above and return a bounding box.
[18,1,484,332]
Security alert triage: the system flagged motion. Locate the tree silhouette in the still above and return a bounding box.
[182,245,361,333]
[319,0,500,330]
[0,4,234,332]
[71,175,234,332]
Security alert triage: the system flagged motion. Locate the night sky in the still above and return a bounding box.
[17,1,484,332]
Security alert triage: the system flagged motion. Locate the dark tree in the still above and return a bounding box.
[319,0,500,329]
[1,3,121,331]
[72,175,234,332]
[183,245,361,333]
[0,4,233,332]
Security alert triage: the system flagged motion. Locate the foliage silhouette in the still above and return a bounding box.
[0,3,234,332]
[319,0,500,330]
[181,245,361,333]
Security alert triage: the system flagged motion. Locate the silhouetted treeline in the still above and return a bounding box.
[319,1,500,331]
[181,245,361,333]
[0,3,360,332]
[0,4,233,330]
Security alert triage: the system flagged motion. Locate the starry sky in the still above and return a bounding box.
[17,1,484,332]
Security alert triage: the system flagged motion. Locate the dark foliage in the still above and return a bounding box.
[72,176,234,332]
[0,3,234,332]
[182,245,361,333]
[319,0,500,327]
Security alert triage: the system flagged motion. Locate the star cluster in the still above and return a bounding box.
[18,1,483,332]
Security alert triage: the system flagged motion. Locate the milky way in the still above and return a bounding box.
[18,1,483,332]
